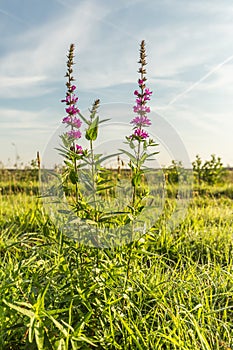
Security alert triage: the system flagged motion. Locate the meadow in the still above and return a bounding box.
[0,168,233,349]
[1,41,233,350]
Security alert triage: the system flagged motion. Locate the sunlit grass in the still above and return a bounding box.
[0,186,233,349]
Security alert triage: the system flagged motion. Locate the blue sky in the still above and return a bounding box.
[0,0,232,168]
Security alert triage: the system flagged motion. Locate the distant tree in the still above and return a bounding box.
[192,154,225,185]
[192,155,202,185]
[165,160,185,184]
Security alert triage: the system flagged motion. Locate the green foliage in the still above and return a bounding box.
[192,154,225,185]
[0,167,39,195]
[0,190,233,349]
[85,115,99,141]
[164,160,186,184]
[59,117,119,218]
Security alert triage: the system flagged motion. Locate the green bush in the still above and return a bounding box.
[192,154,225,185]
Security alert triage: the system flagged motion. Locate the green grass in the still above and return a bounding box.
[0,188,233,349]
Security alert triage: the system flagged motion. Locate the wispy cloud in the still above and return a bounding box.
[0,107,58,130]
[0,8,27,25]
[1,0,232,96]
[0,0,233,165]
[167,55,233,105]
[0,1,112,97]
[0,76,53,98]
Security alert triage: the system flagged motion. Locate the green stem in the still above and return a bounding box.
[124,241,133,290]
[90,139,96,198]
[127,61,145,289]
[132,140,142,206]
[90,137,100,257]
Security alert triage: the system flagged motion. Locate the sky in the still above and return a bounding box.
[0,0,232,168]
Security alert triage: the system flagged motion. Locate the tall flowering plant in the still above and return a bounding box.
[55,41,158,248]
[58,44,120,246]
[58,44,85,204]
[121,40,158,208]
[119,41,159,282]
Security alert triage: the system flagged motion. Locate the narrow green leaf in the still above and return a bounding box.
[73,311,93,335]
[85,116,99,141]
[3,299,34,318]
[156,332,184,347]
[28,315,36,343]
[119,149,137,164]
[99,118,111,124]
[96,152,121,166]
[132,172,142,187]
[119,317,144,350]
[57,338,66,350]
[69,169,79,184]
[42,311,69,338]
[35,320,45,350]
[71,335,97,347]
[78,112,90,125]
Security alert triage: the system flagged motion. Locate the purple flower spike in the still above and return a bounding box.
[128,40,154,141]
[61,44,84,160]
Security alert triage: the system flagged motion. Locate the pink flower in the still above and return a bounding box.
[61,95,78,104]
[133,128,149,139]
[138,79,144,85]
[76,144,83,154]
[73,96,79,103]
[134,90,139,96]
[62,116,82,129]
[144,95,151,102]
[136,98,143,105]
[131,116,151,126]
[62,116,72,124]
[71,85,76,91]
[133,105,151,114]
[67,129,82,139]
[72,117,82,129]
[68,95,79,103]
[144,88,152,96]
[65,105,79,115]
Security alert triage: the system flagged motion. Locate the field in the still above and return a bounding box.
[0,169,233,349]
